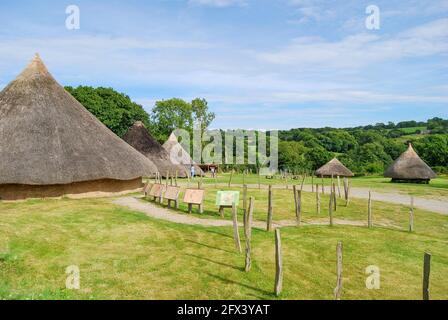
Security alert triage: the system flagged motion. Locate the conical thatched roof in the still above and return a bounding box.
[384,144,436,180]
[0,54,157,185]
[315,158,354,177]
[123,122,188,177]
[163,132,204,176]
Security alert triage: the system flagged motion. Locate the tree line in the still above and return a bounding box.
[66,86,447,176]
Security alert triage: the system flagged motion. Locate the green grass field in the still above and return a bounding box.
[196,173,448,199]
[1,181,448,300]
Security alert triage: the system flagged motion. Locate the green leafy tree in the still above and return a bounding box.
[65,86,150,137]
[151,98,215,142]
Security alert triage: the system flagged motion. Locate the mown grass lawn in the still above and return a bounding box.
[1,187,448,300]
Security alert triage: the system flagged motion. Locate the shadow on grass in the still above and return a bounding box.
[186,253,243,272]
[205,272,273,298]
[205,229,234,239]
[185,239,235,254]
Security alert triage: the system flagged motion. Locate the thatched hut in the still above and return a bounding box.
[315,158,354,178]
[163,132,204,176]
[0,54,157,200]
[384,144,436,183]
[122,122,188,178]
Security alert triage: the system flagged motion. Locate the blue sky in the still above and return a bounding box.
[0,0,447,129]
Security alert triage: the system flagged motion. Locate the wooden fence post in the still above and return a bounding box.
[321,176,325,195]
[332,183,337,211]
[267,185,273,231]
[423,252,431,300]
[329,186,334,226]
[232,202,242,253]
[343,177,348,203]
[293,185,298,219]
[316,185,321,215]
[296,190,302,226]
[243,184,248,220]
[228,170,234,187]
[368,191,373,228]
[245,197,254,272]
[334,241,343,300]
[337,176,342,198]
[409,196,414,232]
[300,174,307,191]
[274,229,283,296]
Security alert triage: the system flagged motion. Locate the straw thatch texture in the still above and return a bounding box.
[384,144,437,182]
[162,132,204,176]
[0,55,157,194]
[315,158,354,177]
[123,122,188,177]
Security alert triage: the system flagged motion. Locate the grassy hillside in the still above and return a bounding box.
[1,185,447,300]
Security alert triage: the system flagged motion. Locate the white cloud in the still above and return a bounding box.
[258,18,448,69]
[188,0,247,7]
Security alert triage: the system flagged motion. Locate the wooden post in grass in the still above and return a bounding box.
[274,229,283,296]
[343,177,348,202]
[293,185,298,219]
[296,189,302,226]
[228,170,234,187]
[423,252,431,300]
[267,185,273,231]
[409,196,414,232]
[232,202,242,253]
[245,197,254,272]
[316,185,321,215]
[332,183,337,211]
[300,174,307,191]
[321,176,325,195]
[334,241,343,300]
[258,170,261,190]
[329,186,334,226]
[368,191,373,228]
[243,184,248,219]
[243,170,246,186]
[337,176,342,198]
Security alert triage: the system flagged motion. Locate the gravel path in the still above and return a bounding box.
[112,197,400,229]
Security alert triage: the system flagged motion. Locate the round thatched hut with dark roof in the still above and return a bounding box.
[315,158,354,178]
[123,122,188,178]
[0,54,157,200]
[163,132,204,176]
[384,144,437,184]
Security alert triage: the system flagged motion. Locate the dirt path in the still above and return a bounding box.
[112,197,400,230]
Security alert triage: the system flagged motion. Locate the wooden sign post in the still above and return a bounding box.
[148,184,166,203]
[184,189,205,214]
[216,191,240,218]
[165,186,181,209]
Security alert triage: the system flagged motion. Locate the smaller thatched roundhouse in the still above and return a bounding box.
[123,122,188,178]
[163,132,204,176]
[384,144,436,184]
[315,158,354,178]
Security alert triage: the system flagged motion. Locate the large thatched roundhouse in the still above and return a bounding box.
[123,122,188,178]
[0,54,157,200]
[315,158,354,178]
[163,132,204,176]
[384,144,437,184]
